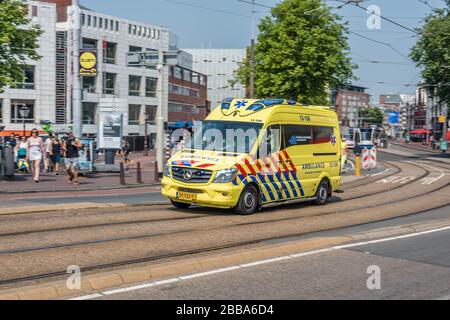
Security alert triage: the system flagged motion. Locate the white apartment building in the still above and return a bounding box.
[0,0,171,137]
[183,49,246,109]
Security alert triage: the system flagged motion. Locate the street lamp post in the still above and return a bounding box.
[18,105,30,137]
[144,111,149,156]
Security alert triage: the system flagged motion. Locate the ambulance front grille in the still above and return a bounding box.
[171,166,213,183]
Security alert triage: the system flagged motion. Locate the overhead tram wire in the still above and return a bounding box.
[164,0,252,19]
[349,31,413,62]
[334,0,420,35]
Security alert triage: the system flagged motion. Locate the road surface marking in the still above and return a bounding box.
[371,168,389,177]
[68,224,450,300]
[68,293,103,300]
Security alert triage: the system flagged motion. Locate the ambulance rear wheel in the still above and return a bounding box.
[171,200,191,209]
[314,180,329,205]
[235,185,259,215]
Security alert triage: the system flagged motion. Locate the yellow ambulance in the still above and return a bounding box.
[161,98,342,215]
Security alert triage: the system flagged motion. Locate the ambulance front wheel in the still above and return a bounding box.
[234,184,259,215]
[314,180,330,205]
[171,200,192,209]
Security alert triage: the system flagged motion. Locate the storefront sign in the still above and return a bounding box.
[98,113,123,150]
[79,50,97,76]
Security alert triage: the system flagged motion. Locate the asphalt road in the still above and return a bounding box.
[0,152,396,208]
[96,220,450,300]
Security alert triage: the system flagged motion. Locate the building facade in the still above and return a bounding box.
[183,49,246,110]
[0,0,176,139]
[331,85,370,127]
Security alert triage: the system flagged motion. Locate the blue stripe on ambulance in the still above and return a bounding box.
[257,173,275,202]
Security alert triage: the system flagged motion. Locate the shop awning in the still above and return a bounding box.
[0,130,46,137]
[410,129,431,135]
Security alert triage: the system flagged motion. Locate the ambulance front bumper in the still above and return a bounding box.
[161,177,242,209]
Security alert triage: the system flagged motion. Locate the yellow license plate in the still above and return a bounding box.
[177,192,197,201]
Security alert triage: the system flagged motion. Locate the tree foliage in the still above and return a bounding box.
[410,1,450,106]
[0,0,42,90]
[234,0,355,105]
[359,107,384,127]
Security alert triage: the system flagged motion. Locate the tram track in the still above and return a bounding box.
[0,158,449,288]
[0,159,421,239]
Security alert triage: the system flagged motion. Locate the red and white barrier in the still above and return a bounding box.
[370,147,377,169]
[362,148,371,169]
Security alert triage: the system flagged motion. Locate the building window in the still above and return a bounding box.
[104,42,117,64]
[145,105,156,122]
[133,25,137,35]
[128,104,141,125]
[14,65,35,89]
[115,21,119,32]
[174,67,182,79]
[129,46,142,53]
[99,17,103,28]
[31,5,38,17]
[103,73,116,95]
[82,38,97,49]
[93,16,97,28]
[138,26,142,36]
[192,73,199,84]
[104,18,108,29]
[11,100,35,123]
[110,20,114,30]
[87,15,91,27]
[183,69,191,82]
[82,102,97,124]
[150,29,155,38]
[81,14,85,25]
[129,75,141,96]
[145,77,157,97]
[82,76,96,93]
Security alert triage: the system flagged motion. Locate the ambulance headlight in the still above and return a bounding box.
[214,168,238,183]
[164,164,171,177]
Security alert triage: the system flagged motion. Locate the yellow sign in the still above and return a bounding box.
[439,116,446,123]
[79,50,97,76]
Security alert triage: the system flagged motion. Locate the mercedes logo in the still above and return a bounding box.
[183,169,193,181]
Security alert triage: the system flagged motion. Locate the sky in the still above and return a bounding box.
[80,0,447,101]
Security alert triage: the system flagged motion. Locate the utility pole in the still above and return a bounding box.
[156,49,165,179]
[72,0,82,138]
[249,0,256,99]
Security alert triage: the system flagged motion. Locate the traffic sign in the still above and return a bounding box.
[439,116,446,123]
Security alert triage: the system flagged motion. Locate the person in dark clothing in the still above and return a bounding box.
[62,132,82,185]
[51,136,62,175]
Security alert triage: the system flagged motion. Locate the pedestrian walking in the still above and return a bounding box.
[63,132,82,185]
[51,136,62,175]
[123,139,132,171]
[16,136,29,173]
[26,129,44,183]
[44,133,53,172]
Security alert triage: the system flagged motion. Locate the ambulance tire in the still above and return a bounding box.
[314,180,330,206]
[171,200,192,209]
[234,184,259,215]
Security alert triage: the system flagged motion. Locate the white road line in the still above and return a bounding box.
[68,225,450,300]
[68,293,103,300]
[371,168,389,177]
[437,294,450,300]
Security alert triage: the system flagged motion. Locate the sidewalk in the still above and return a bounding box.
[380,142,450,165]
[0,151,159,194]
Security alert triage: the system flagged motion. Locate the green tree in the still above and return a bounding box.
[358,107,384,127]
[234,0,355,105]
[0,0,42,91]
[410,1,450,106]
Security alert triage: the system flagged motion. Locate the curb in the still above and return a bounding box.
[1,217,450,300]
[0,183,160,195]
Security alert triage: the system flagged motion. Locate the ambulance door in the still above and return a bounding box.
[311,125,340,188]
[280,124,315,198]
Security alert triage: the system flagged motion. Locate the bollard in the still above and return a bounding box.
[136,161,143,184]
[154,161,159,182]
[355,156,361,177]
[119,162,126,185]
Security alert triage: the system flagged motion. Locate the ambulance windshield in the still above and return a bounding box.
[186,121,263,154]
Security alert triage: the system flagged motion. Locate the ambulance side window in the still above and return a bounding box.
[258,125,281,158]
[283,125,313,148]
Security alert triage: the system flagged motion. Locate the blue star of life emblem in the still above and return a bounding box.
[235,100,248,108]
[330,134,337,146]
[289,136,297,145]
